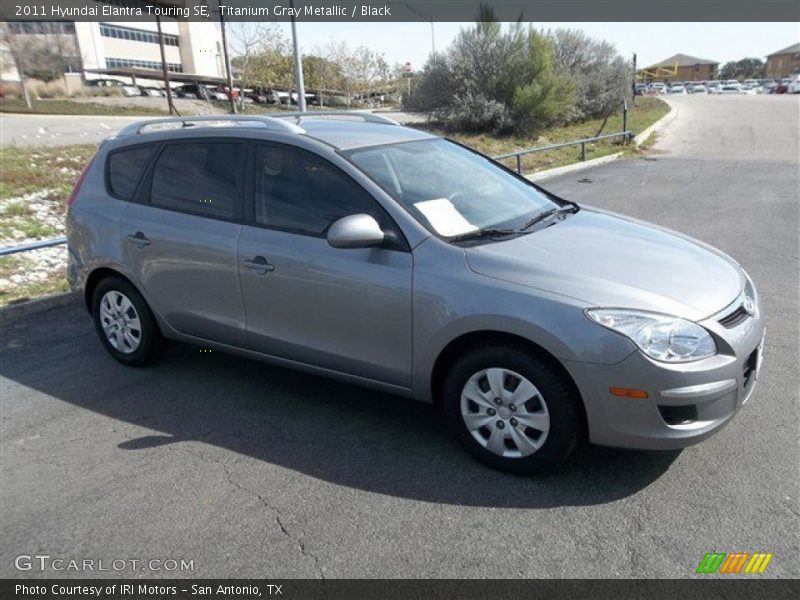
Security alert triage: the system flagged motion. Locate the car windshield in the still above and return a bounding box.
[346,139,560,239]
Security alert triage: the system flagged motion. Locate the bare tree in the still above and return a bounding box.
[228,22,293,89]
[1,22,82,107]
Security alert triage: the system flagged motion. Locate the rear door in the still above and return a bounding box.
[119,139,247,346]
[238,143,414,386]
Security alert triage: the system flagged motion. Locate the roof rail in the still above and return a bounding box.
[116,115,306,137]
[271,111,399,126]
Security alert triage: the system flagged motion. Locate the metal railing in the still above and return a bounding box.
[492,130,634,174]
[0,236,66,257]
[1,129,633,257]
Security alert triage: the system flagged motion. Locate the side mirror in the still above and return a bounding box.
[327,214,384,249]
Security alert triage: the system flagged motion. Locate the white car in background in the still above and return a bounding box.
[719,84,744,94]
[689,84,708,94]
[741,83,762,94]
[668,85,688,95]
[787,75,800,94]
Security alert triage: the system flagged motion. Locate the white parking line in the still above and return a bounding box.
[99,123,111,130]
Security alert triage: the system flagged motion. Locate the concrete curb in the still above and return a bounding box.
[633,98,677,146]
[525,152,624,182]
[0,292,77,323]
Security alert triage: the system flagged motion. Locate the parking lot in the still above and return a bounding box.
[0,94,798,579]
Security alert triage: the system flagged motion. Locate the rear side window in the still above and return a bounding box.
[150,142,242,220]
[107,145,156,199]
[253,145,377,236]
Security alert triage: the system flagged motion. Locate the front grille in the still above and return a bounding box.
[719,304,749,328]
[743,348,759,388]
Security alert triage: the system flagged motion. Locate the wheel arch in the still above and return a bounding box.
[429,330,588,432]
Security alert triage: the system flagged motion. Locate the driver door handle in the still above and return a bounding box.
[242,256,275,275]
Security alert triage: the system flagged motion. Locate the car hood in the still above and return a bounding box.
[465,208,744,321]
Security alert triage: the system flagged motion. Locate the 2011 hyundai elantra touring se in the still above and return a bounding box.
[66,113,765,474]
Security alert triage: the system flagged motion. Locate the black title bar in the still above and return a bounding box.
[2,0,799,22]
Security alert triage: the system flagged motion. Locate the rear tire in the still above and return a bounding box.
[442,345,582,474]
[91,276,165,367]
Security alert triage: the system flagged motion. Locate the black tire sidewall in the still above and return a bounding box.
[443,345,582,474]
[92,277,161,367]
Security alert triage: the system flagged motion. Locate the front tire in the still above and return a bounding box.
[442,345,582,474]
[92,276,165,367]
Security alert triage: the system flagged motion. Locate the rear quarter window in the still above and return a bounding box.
[107,145,157,199]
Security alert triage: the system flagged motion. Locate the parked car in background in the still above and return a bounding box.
[760,79,777,92]
[668,85,688,95]
[719,84,743,94]
[634,83,648,95]
[706,81,722,93]
[66,113,766,475]
[688,84,708,94]
[205,86,229,101]
[138,86,164,97]
[87,78,140,97]
[769,79,790,94]
[743,79,760,87]
[248,88,281,104]
[787,75,800,94]
[741,83,762,94]
[725,79,739,86]
[173,84,208,100]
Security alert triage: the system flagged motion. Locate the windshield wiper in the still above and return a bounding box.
[447,228,519,243]
[520,203,579,231]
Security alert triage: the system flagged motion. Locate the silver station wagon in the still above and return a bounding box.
[66,113,765,474]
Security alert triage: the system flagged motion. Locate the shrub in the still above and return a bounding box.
[25,78,67,99]
[408,16,575,135]
[437,92,511,133]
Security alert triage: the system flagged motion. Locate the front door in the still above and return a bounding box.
[238,143,413,387]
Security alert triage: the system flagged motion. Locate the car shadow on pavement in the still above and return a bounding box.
[2,304,680,508]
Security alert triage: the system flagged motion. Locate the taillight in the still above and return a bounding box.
[67,154,96,207]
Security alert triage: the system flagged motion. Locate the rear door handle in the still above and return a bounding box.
[242,256,275,275]
[126,232,150,248]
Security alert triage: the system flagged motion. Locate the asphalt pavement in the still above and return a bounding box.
[0,94,798,579]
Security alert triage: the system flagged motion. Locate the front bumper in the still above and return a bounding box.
[565,302,766,450]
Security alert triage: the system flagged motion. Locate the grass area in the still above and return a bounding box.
[0,97,167,116]
[422,97,669,174]
[0,143,97,203]
[0,217,58,240]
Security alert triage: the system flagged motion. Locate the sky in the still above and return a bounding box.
[264,21,800,69]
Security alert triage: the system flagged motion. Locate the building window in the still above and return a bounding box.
[99,23,179,47]
[106,57,183,73]
[7,21,76,35]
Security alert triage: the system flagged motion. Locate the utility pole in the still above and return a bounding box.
[290,0,306,112]
[156,15,177,115]
[218,9,236,114]
[632,52,637,106]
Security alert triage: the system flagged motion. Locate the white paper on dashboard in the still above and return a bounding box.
[414,198,478,237]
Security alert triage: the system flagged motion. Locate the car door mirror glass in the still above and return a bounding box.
[327,214,384,249]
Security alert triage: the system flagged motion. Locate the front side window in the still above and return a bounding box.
[253,145,378,236]
[107,145,156,199]
[150,142,242,220]
[346,139,558,238]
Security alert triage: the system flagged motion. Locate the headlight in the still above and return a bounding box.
[585,309,716,363]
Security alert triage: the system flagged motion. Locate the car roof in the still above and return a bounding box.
[112,114,438,152]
